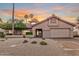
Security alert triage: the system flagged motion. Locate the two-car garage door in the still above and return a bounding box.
[50,28,71,38]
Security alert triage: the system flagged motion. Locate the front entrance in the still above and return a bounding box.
[35,29,43,37]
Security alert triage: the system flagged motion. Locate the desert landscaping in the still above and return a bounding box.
[0,37,79,56]
[0,3,79,56]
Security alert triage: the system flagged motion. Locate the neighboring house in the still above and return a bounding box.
[32,15,75,38]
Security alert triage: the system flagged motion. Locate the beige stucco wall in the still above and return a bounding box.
[32,19,74,38]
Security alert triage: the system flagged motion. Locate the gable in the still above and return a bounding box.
[48,17,58,26]
[32,15,75,29]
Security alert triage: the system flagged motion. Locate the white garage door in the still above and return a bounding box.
[51,28,71,38]
[43,30,50,38]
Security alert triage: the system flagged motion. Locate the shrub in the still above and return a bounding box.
[0,32,5,38]
[31,41,37,44]
[23,40,28,43]
[0,40,5,41]
[26,32,33,35]
[6,33,12,35]
[40,41,47,45]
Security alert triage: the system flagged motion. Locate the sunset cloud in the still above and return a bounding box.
[51,6,64,11]
[59,15,76,23]
[66,7,79,13]
[0,8,50,21]
[0,3,79,23]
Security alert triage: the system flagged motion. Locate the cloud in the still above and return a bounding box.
[0,6,77,23]
[14,9,29,17]
[15,8,50,20]
[51,6,65,11]
[59,15,76,23]
[51,5,79,14]
[0,8,50,21]
[66,7,79,13]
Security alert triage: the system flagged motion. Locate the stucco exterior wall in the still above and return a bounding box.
[32,19,74,38]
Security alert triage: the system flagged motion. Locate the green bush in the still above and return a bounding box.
[0,40,5,41]
[26,32,33,35]
[23,40,28,43]
[0,32,5,38]
[40,41,47,45]
[31,41,37,44]
[6,33,12,35]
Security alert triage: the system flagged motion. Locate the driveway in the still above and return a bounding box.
[54,37,79,56]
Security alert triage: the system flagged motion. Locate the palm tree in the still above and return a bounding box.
[29,14,34,18]
[24,14,29,24]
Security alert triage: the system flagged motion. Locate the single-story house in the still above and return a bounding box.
[32,15,75,38]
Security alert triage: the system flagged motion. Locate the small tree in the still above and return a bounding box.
[14,20,26,30]
[0,21,26,30]
[1,23,12,30]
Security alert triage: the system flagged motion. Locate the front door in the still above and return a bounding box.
[35,29,43,37]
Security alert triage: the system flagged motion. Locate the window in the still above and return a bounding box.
[50,18,56,23]
[48,18,58,26]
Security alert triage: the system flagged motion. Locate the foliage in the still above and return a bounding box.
[0,40,5,41]
[24,14,28,19]
[14,21,26,30]
[6,33,12,35]
[23,40,28,43]
[31,41,37,44]
[29,14,34,18]
[40,41,47,45]
[0,18,2,22]
[1,23,12,30]
[26,32,33,35]
[24,14,34,19]
[0,21,26,30]
[0,32,5,38]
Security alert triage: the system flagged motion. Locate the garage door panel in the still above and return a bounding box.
[51,29,70,38]
[43,30,50,38]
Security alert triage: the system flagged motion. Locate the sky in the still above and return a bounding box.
[0,3,79,23]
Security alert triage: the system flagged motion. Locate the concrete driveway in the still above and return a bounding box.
[54,37,79,56]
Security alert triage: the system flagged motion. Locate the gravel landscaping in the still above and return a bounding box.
[0,38,65,56]
[0,37,79,56]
